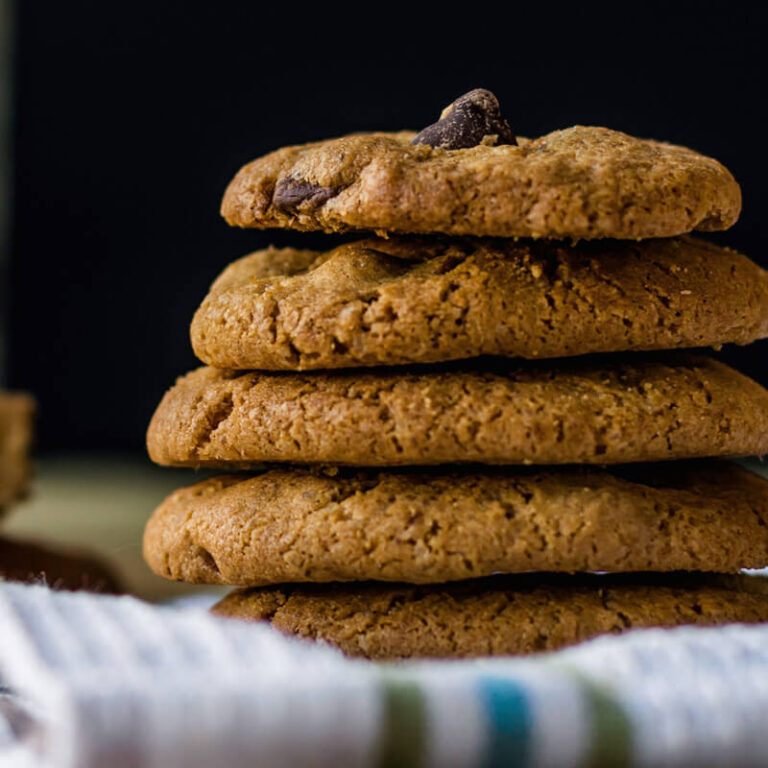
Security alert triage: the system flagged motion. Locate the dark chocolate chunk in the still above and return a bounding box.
[273,178,340,214]
[411,89,516,150]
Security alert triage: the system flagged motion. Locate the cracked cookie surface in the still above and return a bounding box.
[212,573,768,659]
[144,462,768,586]
[146,356,768,467]
[221,127,741,240]
[191,236,768,370]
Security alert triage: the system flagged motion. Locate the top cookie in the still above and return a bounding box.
[221,90,740,240]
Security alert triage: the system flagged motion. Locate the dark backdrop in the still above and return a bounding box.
[8,3,768,451]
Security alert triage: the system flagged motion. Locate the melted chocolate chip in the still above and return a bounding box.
[411,89,516,150]
[273,178,340,214]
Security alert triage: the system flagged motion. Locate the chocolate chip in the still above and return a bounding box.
[273,178,340,214]
[411,89,516,150]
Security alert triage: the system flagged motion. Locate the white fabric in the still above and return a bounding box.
[3,582,768,767]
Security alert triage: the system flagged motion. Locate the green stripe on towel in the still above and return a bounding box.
[580,677,632,768]
[376,677,427,768]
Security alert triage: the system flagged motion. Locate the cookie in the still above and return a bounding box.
[0,536,120,593]
[221,92,740,240]
[147,356,768,467]
[191,236,768,370]
[144,462,768,587]
[0,392,35,512]
[212,573,768,659]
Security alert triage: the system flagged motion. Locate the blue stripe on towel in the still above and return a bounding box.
[478,676,531,768]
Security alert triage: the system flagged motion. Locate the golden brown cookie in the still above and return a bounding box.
[212,573,768,659]
[0,392,35,512]
[146,356,768,468]
[191,236,768,370]
[143,462,768,587]
[0,536,121,593]
[221,127,740,240]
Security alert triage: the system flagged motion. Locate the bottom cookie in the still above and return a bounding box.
[212,574,768,660]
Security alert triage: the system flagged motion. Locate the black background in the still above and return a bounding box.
[8,3,768,452]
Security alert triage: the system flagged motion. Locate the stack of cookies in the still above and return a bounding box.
[145,90,768,659]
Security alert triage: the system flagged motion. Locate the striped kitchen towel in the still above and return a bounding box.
[1,581,768,768]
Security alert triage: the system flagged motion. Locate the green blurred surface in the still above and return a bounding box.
[737,458,768,478]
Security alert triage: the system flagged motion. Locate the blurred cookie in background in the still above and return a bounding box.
[1,393,120,592]
[0,391,35,514]
[0,536,121,593]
